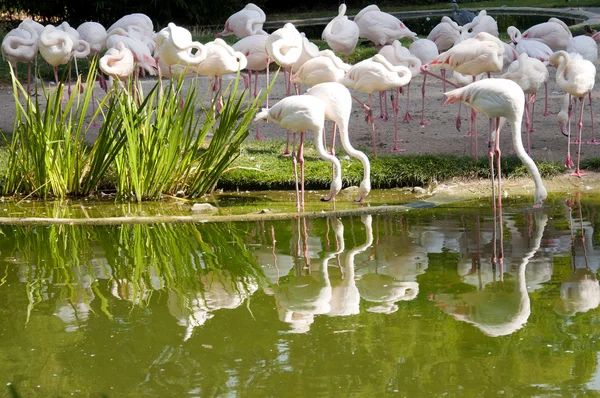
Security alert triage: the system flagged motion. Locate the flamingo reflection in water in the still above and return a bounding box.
[433,210,547,337]
[168,271,258,341]
[555,195,600,316]
[354,215,425,314]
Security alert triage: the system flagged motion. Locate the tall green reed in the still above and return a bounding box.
[2,58,125,199]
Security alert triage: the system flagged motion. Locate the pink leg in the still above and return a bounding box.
[393,88,405,152]
[298,131,305,207]
[544,81,550,117]
[403,82,413,123]
[442,69,447,93]
[456,102,462,132]
[27,62,31,95]
[565,94,574,169]
[471,108,478,161]
[420,65,458,90]
[291,142,300,210]
[329,122,337,155]
[368,94,377,158]
[524,98,532,155]
[586,93,598,144]
[420,75,428,127]
[529,93,536,133]
[571,97,587,177]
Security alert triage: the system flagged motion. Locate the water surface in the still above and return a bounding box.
[2,194,600,396]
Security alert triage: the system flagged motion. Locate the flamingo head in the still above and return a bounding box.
[533,186,548,209]
[354,179,371,203]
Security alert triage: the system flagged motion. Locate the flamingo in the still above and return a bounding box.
[451,0,475,26]
[422,32,505,160]
[216,3,267,38]
[549,51,596,176]
[501,53,549,153]
[409,38,439,127]
[56,22,91,95]
[305,82,371,202]
[232,34,269,139]
[254,95,342,208]
[38,24,74,88]
[321,3,359,62]
[521,18,572,51]
[265,23,303,154]
[463,10,498,37]
[99,41,135,82]
[291,33,320,77]
[354,5,417,47]
[155,23,206,72]
[106,28,158,76]
[342,54,412,157]
[192,38,247,111]
[1,21,38,94]
[378,41,422,146]
[291,50,350,88]
[444,78,548,208]
[107,13,154,36]
[427,16,461,53]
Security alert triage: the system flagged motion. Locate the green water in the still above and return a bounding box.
[2,195,600,396]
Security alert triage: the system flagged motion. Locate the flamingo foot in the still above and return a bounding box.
[464,131,474,137]
[392,145,406,152]
[402,112,413,123]
[570,169,587,177]
[282,150,292,157]
[571,139,582,144]
[90,122,101,128]
[586,139,600,145]
[544,111,551,117]
[564,155,574,169]
[528,127,535,133]
[419,121,429,128]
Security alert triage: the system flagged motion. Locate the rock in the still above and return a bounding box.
[190,203,218,214]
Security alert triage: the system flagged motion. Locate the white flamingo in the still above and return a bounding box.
[321,3,359,61]
[216,3,267,38]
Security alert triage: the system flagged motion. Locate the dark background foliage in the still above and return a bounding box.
[0,0,448,29]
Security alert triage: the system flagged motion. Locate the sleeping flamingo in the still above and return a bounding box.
[354,5,417,47]
[321,3,359,62]
[216,3,267,38]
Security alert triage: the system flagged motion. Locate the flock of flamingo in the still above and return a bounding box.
[2,2,599,209]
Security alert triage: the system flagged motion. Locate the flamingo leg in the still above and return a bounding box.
[565,95,575,169]
[291,146,300,210]
[456,102,462,132]
[544,81,550,117]
[329,122,337,156]
[392,88,405,152]
[420,65,459,91]
[26,62,31,96]
[298,131,305,207]
[529,93,536,133]
[571,96,587,177]
[420,74,429,127]
[471,107,478,161]
[368,93,377,158]
[524,97,532,155]
[402,82,412,123]
[587,93,597,144]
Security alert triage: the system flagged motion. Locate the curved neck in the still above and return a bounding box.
[338,123,370,187]
[509,116,546,204]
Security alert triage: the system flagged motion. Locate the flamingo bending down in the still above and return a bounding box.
[216,3,267,38]
[444,78,547,209]
[427,16,461,53]
[254,95,342,209]
[291,50,350,88]
[549,51,596,176]
[321,3,359,61]
[342,54,412,157]
[501,53,549,153]
[305,82,371,202]
[354,5,417,47]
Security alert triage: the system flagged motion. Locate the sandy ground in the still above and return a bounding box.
[2,62,600,168]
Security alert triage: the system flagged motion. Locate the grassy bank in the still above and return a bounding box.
[216,140,567,192]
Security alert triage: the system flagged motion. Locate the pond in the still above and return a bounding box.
[298,14,585,40]
[2,193,600,396]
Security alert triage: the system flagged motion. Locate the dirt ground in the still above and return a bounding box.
[1,61,600,172]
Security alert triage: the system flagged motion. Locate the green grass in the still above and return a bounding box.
[216,140,564,191]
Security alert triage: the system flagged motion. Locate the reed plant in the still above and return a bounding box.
[2,58,125,199]
[3,58,268,201]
